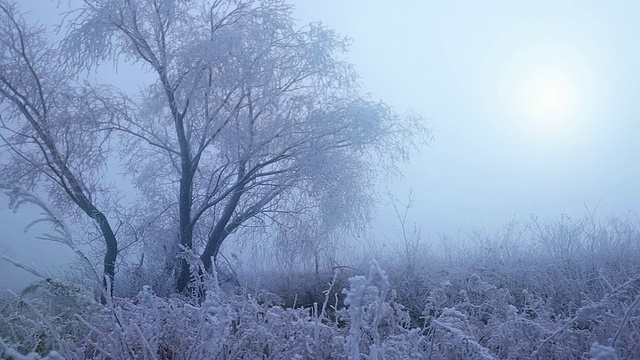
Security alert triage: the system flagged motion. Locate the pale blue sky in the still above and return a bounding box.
[293,0,640,234]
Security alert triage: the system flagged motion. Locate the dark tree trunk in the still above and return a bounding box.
[176,163,195,293]
[169,79,196,293]
[59,172,118,301]
[95,212,118,298]
[173,101,197,293]
[65,189,118,301]
[201,179,244,272]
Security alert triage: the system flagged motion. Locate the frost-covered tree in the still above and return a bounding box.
[63,0,425,292]
[64,0,425,292]
[0,1,120,296]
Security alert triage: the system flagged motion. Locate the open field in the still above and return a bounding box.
[2,212,639,359]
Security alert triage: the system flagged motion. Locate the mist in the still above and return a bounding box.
[1,1,639,358]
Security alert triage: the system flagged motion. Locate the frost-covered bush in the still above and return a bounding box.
[3,211,640,359]
[2,263,639,359]
[0,281,99,358]
[2,262,428,359]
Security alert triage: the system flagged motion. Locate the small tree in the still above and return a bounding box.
[0,1,120,295]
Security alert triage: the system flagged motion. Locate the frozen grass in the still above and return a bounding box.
[2,212,640,359]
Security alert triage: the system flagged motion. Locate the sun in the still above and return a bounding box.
[520,69,577,132]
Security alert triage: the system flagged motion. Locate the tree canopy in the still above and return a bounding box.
[0,0,426,295]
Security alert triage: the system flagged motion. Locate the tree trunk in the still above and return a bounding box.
[176,165,195,293]
[200,182,244,272]
[173,92,195,293]
[60,173,118,300]
[95,212,118,301]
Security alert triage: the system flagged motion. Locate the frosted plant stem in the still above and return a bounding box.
[0,338,38,360]
[1,256,46,279]
[333,293,340,327]
[186,306,207,360]
[599,270,615,292]
[133,323,157,360]
[612,292,640,347]
[533,319,576,358]
[76,312,129,359]
[534,274,640,358]
[321,270,339,319]
[7,290,63,350]
[432,320,497,360]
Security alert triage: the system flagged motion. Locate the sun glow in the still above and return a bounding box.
[489,39,598,146]
[520,68,578,132]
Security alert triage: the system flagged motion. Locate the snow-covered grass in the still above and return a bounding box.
[2,212,640,359]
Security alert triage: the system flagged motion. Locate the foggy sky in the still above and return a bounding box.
[293,0,640,235]
[2,0,640,289]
